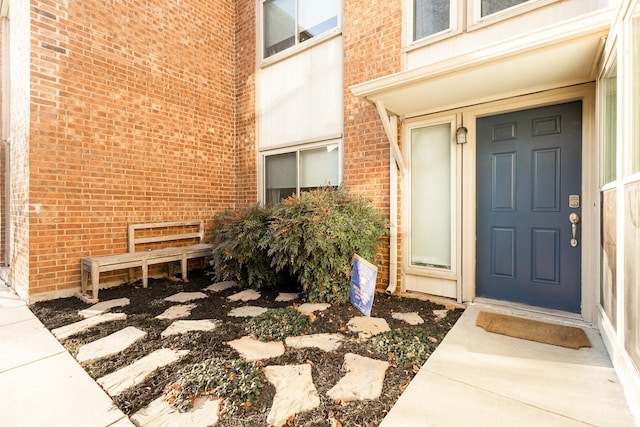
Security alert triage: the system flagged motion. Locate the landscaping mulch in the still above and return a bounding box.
[31,270,463,427]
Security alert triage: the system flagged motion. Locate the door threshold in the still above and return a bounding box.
[472,297,592,328]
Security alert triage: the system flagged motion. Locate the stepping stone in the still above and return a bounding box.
[228,306,268,318]
[155,304,197,320]
[228,336,285,361]
[264,364,320,426]
[98,348,189,396]
[327,353,389,401]
[275,292,299,302]
[52,313,127,341]
[205,280,237,292]
[297,303,331,315]
[76,326,147,364]
[131,395,221,427]
[347,316,390,339]
[392,312,424,325]
[433,309,449,320]
[78,298,130,318]
[164,292,207,303]
[161,319,220,338]
[227,289,261,302]
[285,333,345,352]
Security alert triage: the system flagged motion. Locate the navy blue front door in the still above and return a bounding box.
[476,102,582,312]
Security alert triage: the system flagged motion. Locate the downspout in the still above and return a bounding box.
[387,140,398,294]
[374,101,405,294]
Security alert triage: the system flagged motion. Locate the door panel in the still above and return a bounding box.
[476,102,582,312]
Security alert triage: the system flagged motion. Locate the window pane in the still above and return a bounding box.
[265,152,297,205]
[603,60,617,184]
[414,0,450,41]
[481,0,529,17]
[411,124,451,269]
[299,145,339,191]
[264,0,295,58]
[601,188,617,328]
[632,18,640,174]
[298,0,339,44]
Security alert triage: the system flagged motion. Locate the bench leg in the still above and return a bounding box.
[181,255,187,281]
[81,266,88,294]
[142,259,148,288]
[91,262,100,301]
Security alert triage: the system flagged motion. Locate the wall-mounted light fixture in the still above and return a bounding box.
[456,125,468,144]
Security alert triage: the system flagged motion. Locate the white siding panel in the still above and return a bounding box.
[258,37,343,149]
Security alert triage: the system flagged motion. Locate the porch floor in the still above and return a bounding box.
[380,302,638,426]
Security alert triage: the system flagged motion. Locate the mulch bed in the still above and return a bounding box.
[31,270,463,427]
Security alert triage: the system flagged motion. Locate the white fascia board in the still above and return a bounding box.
[350,8,614,109]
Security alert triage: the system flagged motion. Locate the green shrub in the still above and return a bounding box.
[211,205,284,289]
[266,188,388,304]
[246,307,310,341]
[371,328,444,366]
[166,357,264,415]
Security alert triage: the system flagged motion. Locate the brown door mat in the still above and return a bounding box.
[476,311,591,350]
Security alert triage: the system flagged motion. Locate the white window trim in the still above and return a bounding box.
[260,137,344,204]
[467,0,560,32]
[405,0,463,51]
[403,115,459,280]
[258,0,343,67]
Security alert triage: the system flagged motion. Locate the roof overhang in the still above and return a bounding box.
[351,9,613,118]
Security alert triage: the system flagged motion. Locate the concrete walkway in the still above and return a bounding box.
[381,302,638,427]
[0,283,133,427]
[1,280,637,426]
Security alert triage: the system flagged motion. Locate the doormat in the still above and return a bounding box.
[476,311,591,350]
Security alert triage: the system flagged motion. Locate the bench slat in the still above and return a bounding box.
[133,232,202,245]
[128,220,201,230]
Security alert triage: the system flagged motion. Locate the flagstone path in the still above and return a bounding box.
[52,282,452,426]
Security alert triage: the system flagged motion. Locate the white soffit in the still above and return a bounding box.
[350,10,613,118]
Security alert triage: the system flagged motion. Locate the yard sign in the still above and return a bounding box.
[350,254,378,316]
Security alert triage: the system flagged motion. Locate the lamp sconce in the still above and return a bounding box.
[456,126,468,144]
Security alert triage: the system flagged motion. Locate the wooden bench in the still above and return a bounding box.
[78,220,214,303]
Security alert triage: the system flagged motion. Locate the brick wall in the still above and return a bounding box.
[26,0,237,301]
[234,1,258,206]
[343,0,403,290]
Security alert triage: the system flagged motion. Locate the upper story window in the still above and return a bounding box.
[480,0,529,17]
[413,0,452,41]
[263,0,340,59]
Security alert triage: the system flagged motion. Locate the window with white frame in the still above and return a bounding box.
[262,0,340,59]
[602,59,618,185]
[413,0,453,41]
[409,122,455,270]
[264,143,341,205]
[468,0,558,28]
[479,0,529,17]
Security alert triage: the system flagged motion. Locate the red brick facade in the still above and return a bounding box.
[23,0,238,300]
[343,0,403,289]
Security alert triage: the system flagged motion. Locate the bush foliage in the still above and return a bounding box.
[267,188,388,304]
[210,205,284,289]
[211,188,388,304]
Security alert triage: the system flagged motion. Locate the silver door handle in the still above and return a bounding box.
[569,213,580,247]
